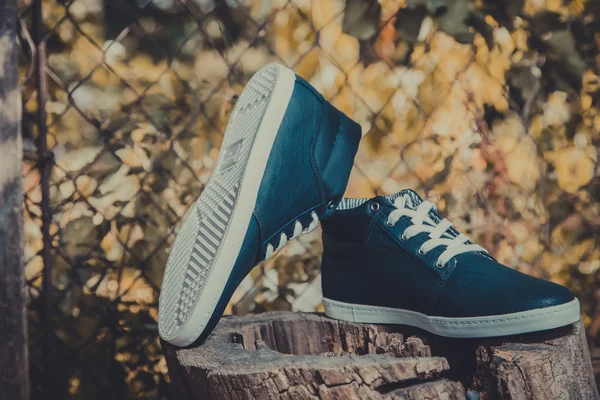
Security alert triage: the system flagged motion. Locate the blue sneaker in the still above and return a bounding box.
[321,190,580,338]
[159,63,362,346]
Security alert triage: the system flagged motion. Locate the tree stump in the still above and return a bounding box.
[473,320,598,399]
[161,312,598,400]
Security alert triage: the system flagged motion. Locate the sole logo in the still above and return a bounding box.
[218,139,242,173]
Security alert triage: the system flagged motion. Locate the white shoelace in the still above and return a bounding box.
[386,195,487,268]
[265,211,319,259]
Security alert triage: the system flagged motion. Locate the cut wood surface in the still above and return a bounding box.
[162,312,598,400]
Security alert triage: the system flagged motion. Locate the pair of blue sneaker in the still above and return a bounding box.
[159,64,580,347]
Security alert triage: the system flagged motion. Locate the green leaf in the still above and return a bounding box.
[342,0,382,40]
[529,12,586,89]
[395,6,427,43]
[479,0,524,26]
[401,0,475,44]
[406,0,444,12]
[437,0,474,43]
[543,30,587,88]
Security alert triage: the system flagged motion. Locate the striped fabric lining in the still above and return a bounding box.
[336,189,422,211]
[337,197,370,210]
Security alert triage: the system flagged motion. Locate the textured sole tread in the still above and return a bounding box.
[159,64,285,341]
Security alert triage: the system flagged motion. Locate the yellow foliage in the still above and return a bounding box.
[20,0,600,396]
[553,147,596,193]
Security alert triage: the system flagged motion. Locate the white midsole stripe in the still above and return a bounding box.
[323,297,581,338]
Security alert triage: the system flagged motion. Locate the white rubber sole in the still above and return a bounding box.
[159,63,296,346]
[323,297,581,338]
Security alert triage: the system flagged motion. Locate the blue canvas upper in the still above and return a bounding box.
[321,190,575,319]
[197,75,361,342]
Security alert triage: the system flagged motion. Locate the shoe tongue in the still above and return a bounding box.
[385,189,463,240]
[384,189,448,229]
[384,189,423,210]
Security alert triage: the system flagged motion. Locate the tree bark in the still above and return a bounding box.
[0,0,29,399]
[162,312,598,400]
[474,320,599,399]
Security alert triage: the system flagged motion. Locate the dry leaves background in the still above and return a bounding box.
[17,0,600,398]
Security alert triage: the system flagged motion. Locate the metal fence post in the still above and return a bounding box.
[0,0,30,399]
[32,0,54,397]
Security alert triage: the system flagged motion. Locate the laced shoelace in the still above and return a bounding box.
[265,211,319,259]
[386,195,487,268]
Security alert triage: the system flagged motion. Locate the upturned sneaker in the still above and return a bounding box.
[321,189,580,338]
[159,63,362,346]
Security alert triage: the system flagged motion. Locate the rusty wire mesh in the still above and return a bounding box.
[17,0,600,398]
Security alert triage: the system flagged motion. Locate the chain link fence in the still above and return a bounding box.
[17,0,600,398]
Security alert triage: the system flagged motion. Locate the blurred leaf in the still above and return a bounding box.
[554,147,595,193]
[401,0,474,44]
[543,30,587,86]
[437,0,474,43]
[407,0,444,12]
[529,11,566,37]
[467,10,494,48]
[479,0,524,26]
[508,66,541,109]
[342,0,381,40]
[528,11,585,89]
[395,6,427,43]
[62,217,108,261]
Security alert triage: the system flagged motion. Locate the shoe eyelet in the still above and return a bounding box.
[370,202,380,212]
[436,260,445,268]
[400,232,408,241]
[418,248,425,256]
[386,219,395,227]
[327,200,337,210]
